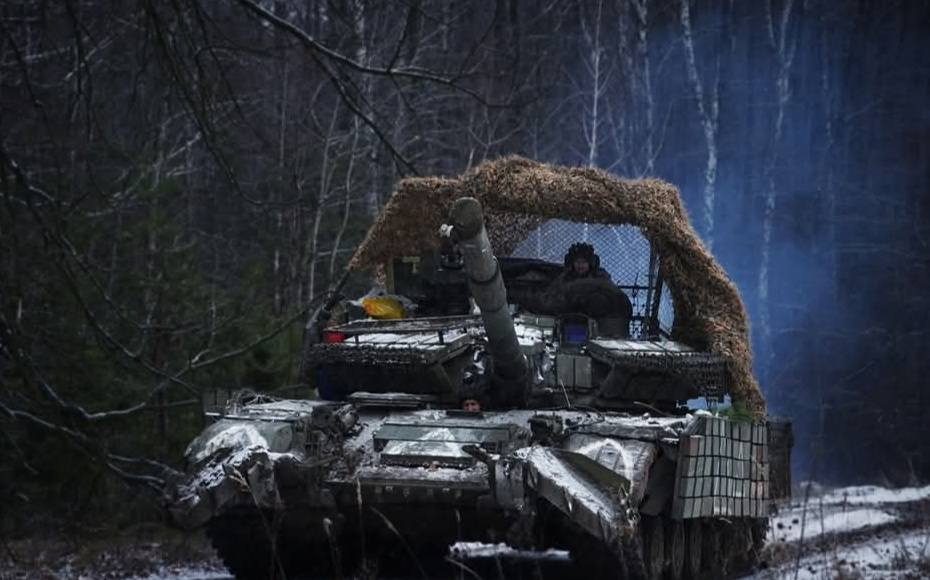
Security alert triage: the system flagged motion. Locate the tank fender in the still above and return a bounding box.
[184,419,298,464]
[497,446,640,546]
[170,404,351,530]
[169,445,282,529]
[561,434,658,507]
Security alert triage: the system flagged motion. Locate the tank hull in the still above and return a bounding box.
[170,400,788,578]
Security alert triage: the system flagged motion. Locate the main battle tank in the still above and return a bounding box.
[168,159,792,579]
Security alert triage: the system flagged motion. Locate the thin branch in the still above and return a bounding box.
[234,0,491,104]
[190,300,312,370]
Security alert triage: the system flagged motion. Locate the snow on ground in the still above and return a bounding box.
[750,527,930,579]
[746,483,930,579]
[7,484,927,579]
[129,567,232,580]
[770,507,897,543]
[767,483,925,544]
[817,484,930,507]
[449,541,571,562]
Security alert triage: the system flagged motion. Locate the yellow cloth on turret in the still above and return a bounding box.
[360,296,406,319]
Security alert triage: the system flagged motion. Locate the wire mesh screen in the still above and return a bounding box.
[657,284,674,336]
[510,220,674,337]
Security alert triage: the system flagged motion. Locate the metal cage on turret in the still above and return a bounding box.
[509,219,675,339]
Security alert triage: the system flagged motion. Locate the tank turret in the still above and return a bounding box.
[447,197,529,405]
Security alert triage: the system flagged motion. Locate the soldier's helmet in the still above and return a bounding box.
[564,242,600,272]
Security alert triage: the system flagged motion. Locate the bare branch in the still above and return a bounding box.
[233,0,490,104]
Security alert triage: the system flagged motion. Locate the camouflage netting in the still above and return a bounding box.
[349,156,766,416]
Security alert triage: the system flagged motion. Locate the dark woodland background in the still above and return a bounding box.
[1,0,928,528]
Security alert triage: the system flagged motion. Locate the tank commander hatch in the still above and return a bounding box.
[546,243,633,337]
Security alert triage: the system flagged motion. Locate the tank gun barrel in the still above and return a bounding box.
[449,198,528,400]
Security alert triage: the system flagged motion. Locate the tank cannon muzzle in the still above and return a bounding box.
[448,198,528,404]
[449,197,485,240]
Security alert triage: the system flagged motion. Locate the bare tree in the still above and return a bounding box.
[628,0,656,177]
[577,0,611,169]
[678,0,725,249]
[757,0,798,377]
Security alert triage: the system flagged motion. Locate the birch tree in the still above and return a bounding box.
[578,0,611,169]
[630,0,656,176]
[757,0,798,378]
[678,0,726,249]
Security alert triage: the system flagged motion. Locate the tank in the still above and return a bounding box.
[168,161,792,579]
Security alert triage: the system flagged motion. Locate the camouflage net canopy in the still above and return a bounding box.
[350,157,765,416]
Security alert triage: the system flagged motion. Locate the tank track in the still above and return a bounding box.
[205,509,766,579]
[206,511,345,580]
[567,514,766,580]
[206,513,281,580]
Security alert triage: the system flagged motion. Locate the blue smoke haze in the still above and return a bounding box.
[526,0,930,484]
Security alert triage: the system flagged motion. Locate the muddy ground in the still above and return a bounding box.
[749,484,930,579]
[2,484,929,579]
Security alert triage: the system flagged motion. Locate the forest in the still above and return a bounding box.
[1,0,928,532]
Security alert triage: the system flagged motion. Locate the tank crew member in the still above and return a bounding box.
[546,243,632,337]
[462,398,482,412]
[562,242,611,281]
[545,243,613,307]
[458,380,486,413]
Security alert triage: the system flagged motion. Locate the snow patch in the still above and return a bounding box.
[129,565,231,580]
[771,507,897,543]
[449,542,571,562]
[816,484,930,506]
[750,528,930,579]
[753,483,930,579]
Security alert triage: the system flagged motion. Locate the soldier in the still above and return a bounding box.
[561,242,612,282]
[545,243,613,307]
[546,243,632,337]
[458,380,486,412]
[461,398,482,412]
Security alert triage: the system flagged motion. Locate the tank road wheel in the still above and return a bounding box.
[570,533,633,579]
[207,513,281,580]
[642,516,665,580]
[724,518,763,576]
[616,527,647,580]
[723,519,750,574]
[664,519,684,580]
[683,520,702,580]
[702,521,724,578]
[750,517,768,555]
